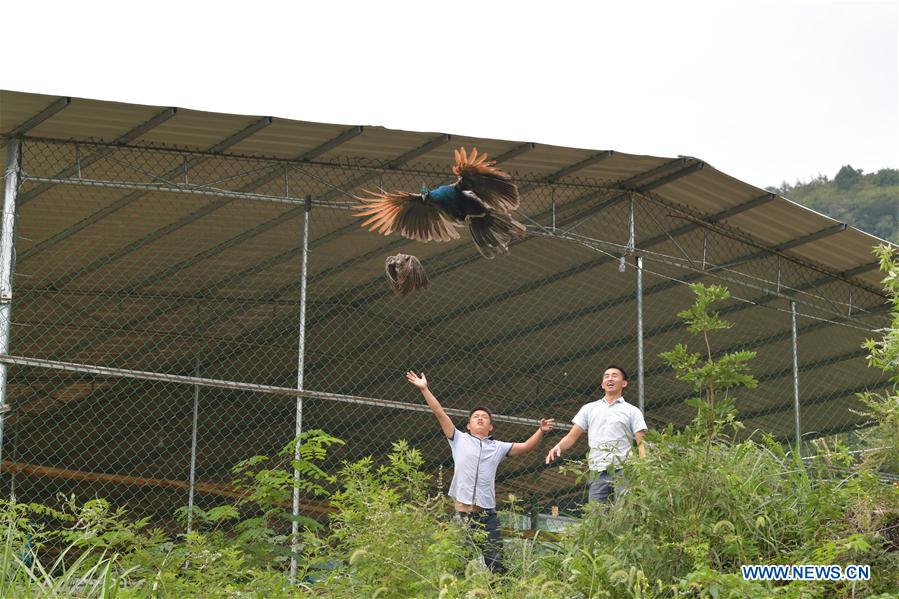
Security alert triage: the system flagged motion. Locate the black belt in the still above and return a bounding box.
[457,508,496,516]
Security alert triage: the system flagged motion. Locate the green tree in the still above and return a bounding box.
[770,166,898,243]
[835,164,864,190]
[872,168,899,187]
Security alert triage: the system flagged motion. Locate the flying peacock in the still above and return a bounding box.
[384,253,429,296]
[354,147,527,258]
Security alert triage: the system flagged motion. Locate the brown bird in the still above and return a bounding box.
[355,147,526,258]
[384,253,429,295]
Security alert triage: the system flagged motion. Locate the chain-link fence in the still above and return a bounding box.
[0,137,892,531]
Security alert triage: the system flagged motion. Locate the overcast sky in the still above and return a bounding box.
[3,1,897,189]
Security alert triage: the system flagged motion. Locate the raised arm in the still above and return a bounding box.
[406,371,455,439]
[508,419,554,456]
[545,424,585,464]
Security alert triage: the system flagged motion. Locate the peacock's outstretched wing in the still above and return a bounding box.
[452,147,520,214]
[355,190,461,242]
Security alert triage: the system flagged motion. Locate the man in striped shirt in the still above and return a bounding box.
[406,371,553,573]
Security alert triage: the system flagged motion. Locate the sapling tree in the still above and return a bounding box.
[660,283,757,443]
[857,244,899,472]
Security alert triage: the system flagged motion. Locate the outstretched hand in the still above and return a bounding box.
[545,443,563,464]
[539,418,555,433]
[405,370,428,390]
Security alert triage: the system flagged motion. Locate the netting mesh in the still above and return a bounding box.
[0,138,892,527]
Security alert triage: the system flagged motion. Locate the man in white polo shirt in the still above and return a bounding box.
[545,365,647,503]
[406,370,553,572]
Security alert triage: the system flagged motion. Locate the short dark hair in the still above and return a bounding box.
[468,406,493,421]
[605,365,629,381]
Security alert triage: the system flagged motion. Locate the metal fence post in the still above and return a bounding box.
[8,424,17,502]
[630,194,645,413]
[551,189,556,233]
[791,301,801,456]
[186,359,200,534]
[0,140,22,470]
[290,195,311,582]
[636,256,645,414]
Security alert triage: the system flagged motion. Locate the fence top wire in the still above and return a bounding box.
[528,229,884,333]
[0,353,564,430]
